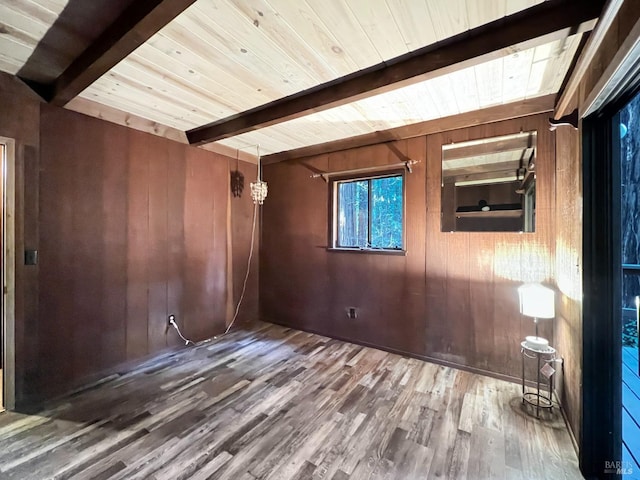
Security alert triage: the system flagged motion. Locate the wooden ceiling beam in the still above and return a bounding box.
[187,0,604,146]
[31,0,198,106]
[262,95,555,164]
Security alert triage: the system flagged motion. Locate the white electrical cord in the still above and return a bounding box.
[169,202,257,344]
[168,315,195,345]
[224,144,262,335]
[168,144,261,345]
[224,201,258,335]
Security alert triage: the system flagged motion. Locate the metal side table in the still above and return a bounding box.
[521,341,556,417]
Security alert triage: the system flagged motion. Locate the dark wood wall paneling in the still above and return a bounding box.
[0,71,257,407]
[0,73,41,406]
[38,106,229,398]
[261,113,556,381]
[37,105,233,401]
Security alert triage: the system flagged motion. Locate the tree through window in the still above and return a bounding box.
[334,173,403,250]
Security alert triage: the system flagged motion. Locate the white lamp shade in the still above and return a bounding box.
[518,283,555,318]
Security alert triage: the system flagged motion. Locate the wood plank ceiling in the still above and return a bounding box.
[0,0,600,158]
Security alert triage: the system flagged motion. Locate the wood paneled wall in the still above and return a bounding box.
[261,113,555,381]
[36,105,231,400]
[554,122,582,446]
[1,71,256,408]
[0,73,41,406]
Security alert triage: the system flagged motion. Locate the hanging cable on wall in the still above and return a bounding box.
[226,144,265,335]
[225,200,258,335]
[167,144,265,345]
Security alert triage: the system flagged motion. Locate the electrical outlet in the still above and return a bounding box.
[347,307,357,319]
[166,314,175,333]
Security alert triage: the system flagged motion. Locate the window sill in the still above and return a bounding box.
[326,247,406,256]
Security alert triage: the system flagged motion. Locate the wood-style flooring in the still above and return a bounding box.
[623,346,640,476]
[0,322,582,480]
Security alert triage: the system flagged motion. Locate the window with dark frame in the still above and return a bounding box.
[332,172,404,251]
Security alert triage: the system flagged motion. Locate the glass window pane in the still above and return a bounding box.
[621,95,640,266]
[370,176,403,249]
[620,88,640,348]
[337,180,368,247]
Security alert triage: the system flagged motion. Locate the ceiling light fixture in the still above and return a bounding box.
[250,145,268,205]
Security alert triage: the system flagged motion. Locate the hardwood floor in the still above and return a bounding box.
[0,322,581,479]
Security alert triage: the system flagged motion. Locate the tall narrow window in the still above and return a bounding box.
[333,173,404,250]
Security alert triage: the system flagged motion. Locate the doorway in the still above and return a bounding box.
[582,83,640,477]
[1,137,16,412]
[619,93,640,475]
